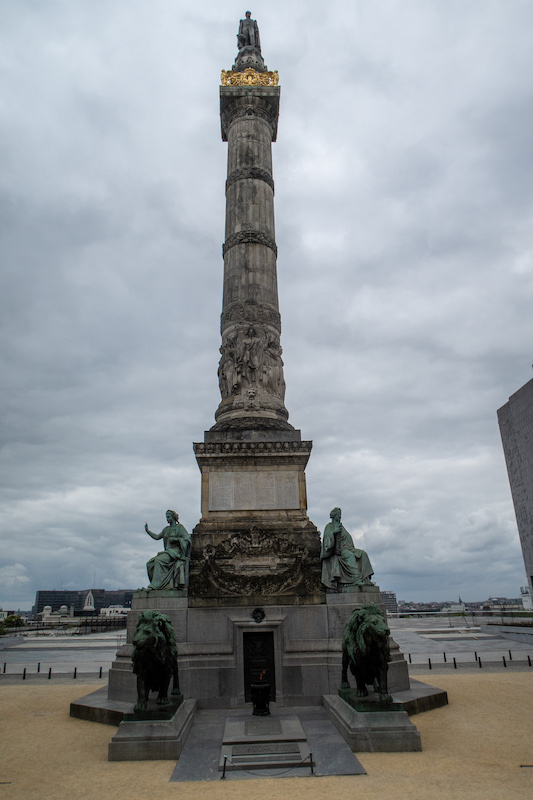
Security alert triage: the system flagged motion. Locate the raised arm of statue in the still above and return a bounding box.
[144,522,163,540]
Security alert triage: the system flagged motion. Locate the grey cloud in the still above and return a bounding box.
[1,1,532,608]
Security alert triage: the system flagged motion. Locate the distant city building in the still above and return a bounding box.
[32,589,135,617]
[391,597,529,613]
[498,377,533,602]
[441,599,466,613]
[99,605,130,617]
[83,590,95,612]
[520,585,532,610]
[36,604,72,623]
[481,596,524,610]
[397,601,444,613]
[380,591,398,613]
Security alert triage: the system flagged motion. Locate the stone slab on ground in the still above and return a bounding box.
[335,678,448,717]
[220,714,309,771]
[223,715,306,743]
[480,624,533,645]
[220,741,311,771]
[170,705,365,781]
[108,698,197,761]
[392,677,448,714]
[324,694,422,752]
[70,685,133,726]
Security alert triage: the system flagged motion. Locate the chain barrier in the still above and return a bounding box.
[220,751,314,779]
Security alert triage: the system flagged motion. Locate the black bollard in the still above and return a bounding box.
[73,667,77,679]
[99,666,102,679]
[408,653,412,663]
[528,656,532,667]
[478,657,482,668]
[23,668,26,680]
[453,657,457,669]
[48,667,52,679]
[474,651,477,661]
[443,652,447,662]
[503,656,507,667]
[428,658,432,669]
[509,650,512,661]
[37,662,40,673]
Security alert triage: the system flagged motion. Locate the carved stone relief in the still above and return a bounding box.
[218,326,286,401]
[221,302,281,328]
[189,529,322,597]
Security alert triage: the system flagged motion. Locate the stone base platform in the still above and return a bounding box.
[70,686,133,727]
[219,715,310,771]
[108,698,197,761]
[339,678,448,717]
[324,694,422,752]
[394,677,449,715]
[323,679,448,752]
[106,588,411,709]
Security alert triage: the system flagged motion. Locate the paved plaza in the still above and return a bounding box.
[1,671,531,800]
[1,619,532,798]
[1,618,531,680]
[389,617,532,669]
[0,630,124,678]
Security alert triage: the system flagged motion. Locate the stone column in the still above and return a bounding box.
[214,84,290,432]
[190,38,321,604]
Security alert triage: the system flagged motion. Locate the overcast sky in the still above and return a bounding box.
[1,0,532,609]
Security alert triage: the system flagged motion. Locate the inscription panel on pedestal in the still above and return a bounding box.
[210,473,234,510]
[209,471,299,510]
[256,472,276,508]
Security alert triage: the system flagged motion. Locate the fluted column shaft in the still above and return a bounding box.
[213,86,290,431]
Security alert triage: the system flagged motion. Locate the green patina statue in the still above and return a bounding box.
[132,610,181,712]
[144,509,191,591]
[320,507,374,591]
[341,602,392,702]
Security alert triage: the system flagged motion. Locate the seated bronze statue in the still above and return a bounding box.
[144,509,191,591]
[320,507,374,591]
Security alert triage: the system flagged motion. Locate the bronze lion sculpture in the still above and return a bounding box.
[341,602,392,702]
[132,610,180,712]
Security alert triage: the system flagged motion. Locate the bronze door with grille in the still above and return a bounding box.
[243,631,276,702]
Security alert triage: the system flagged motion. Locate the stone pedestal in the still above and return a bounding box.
[108,698,197,761]
[190,435,322,600]
[323,695,422,753]
[106,586,410,709]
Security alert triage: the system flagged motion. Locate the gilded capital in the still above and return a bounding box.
[221,68,279,87]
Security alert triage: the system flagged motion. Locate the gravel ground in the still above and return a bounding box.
[1,672,532,800]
